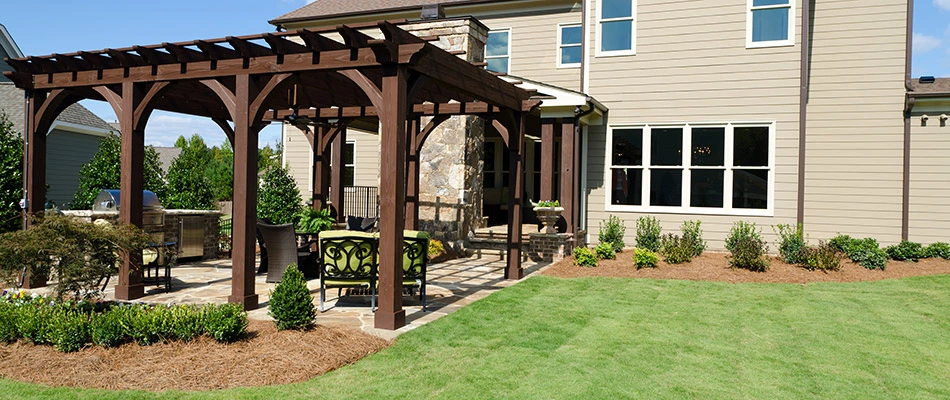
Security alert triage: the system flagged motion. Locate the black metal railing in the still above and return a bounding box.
[344,186,378,219]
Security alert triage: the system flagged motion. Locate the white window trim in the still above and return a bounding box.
[595,0,637,57]
[746,0,795,49]
[486,28,512,74]
[604,122,776,216]
[557,23,582,69]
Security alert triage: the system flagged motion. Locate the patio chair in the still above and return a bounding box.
[346,215,378,232]
[318,230,378,311]
[402,230,430,311]
[256,222,317,283]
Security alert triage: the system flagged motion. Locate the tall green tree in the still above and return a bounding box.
[257,165,302,225]
[258,142,282,173]
[71,133,166,210]
[0,112,24,232]
[165,134,215,210]
[206,139,233,202]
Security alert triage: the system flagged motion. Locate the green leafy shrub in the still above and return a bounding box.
[844,238,888,270]
[660,233,693,264]
[168,305,205,342]
[268,264,316,331]
[801,241,842,271]
[295,207,334,234]
[681,220,706,258]
[207,139,234,202]
[925,242,950,259]
[50,310,91,353]
[726,221,769,272]
[573,247,598,267]
[72,133,166,209]
[15,302,57,345]
[0,112,24,233]
[91,305,133,348]
[594,242,616,260]
[258,165,303,225]
[428,239,445,260]
[126,304,163,346]
[828,234,854,253]
[0,301,18,343]
[536,200,560,207]
[633,248,659,270]
[599,215,627,253]
[164,134,216,210]
[725,221,762,254]
[204,303,248,343]
[635,216,661,252]
[885,241,925,262]
[774,224,807,264]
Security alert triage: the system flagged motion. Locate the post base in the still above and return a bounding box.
[229,293,260,311]
[114,283,145,300]
[375,309,407,330]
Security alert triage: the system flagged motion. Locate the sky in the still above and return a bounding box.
[2,0,949,146]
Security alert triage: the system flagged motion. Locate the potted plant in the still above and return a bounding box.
[533,200,564,234]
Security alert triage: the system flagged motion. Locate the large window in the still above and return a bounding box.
[597,0,636,56]
[747,0,794,48]
[486,29,511,74]
[558,24,582,68]
[608,123,773,214]
[343,142,355,186]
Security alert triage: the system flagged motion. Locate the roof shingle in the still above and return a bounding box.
[270,0,488,24]
[909,77,950,95]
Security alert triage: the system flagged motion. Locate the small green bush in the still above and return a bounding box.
[599,215,626,253]
[204,303,248,343]
[127,304,162,346]
[635,216,661,252]
[633,248,659,269]
[269,264,316,331]
[50,310,91,353]
[725,221,762,254]
[828,234,854,253]
[801,241,842,271]
[660,233,692,264]
[428,239,446,260]
[845,238,888,270]
[727,221,769,272]
[0,301,18,343]
[168,305,205,342]
[16,302,57,345]
[925,242,950,259]
[594,242,616,260]
[681,220,706,257]
[573,247,598,267]
[885,241,925,262]
[774,224,807,264]
[91,305,133,348]
[295,207,334,234]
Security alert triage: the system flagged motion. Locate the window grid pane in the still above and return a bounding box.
[611,168,642,205]
[602,0,633,19]
[561,26,582,45]
[751,8,789,42]
[650,169,682,207]
[601,20,633,52]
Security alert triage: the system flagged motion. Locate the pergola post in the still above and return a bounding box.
[405,118,421,230]
[311,125,331,212]
[116,82,145,300]
[560,118,578,236]
[330,125,347,221]
[540,118,556,202]
[229,74,261,310]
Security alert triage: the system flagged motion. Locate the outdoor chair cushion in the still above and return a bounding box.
[346,216,378,232]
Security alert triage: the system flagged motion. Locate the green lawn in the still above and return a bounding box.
[4,275,950,399]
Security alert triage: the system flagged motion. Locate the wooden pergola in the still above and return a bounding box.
[4,20,540,330]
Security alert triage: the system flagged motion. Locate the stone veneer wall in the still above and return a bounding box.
[401,18,488,249]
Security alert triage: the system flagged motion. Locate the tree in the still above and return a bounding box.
[257,165,302,225]
[71,133,166,210]
[164,134,215,210]
[258,142,282,173]
[0,112,23,232]
[206,139,233,202]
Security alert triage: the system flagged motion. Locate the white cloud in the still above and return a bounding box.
[936,0,950,11]
[144,112,282,148]
[914,33,942,54]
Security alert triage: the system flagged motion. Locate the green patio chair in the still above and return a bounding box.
[317,230,378,311]
[402,230,430,311]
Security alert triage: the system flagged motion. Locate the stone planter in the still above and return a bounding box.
[533,206,564,234]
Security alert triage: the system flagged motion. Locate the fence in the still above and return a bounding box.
[344,186,378,219]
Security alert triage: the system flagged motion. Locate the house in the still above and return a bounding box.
[0,23,115,208]
[270,0,947,250]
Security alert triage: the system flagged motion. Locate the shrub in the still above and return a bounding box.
[16,302,57,345]
[573,247,598,267]
[168,305,205,342]
[681,220,706,257]
[635,216,661,252]
[725,221,762,254]
[801,241,842,271]
[594,242,616,260]
[925,242,950,259]
[295,207,334,234]
[726,221,769,272]
[0,112,24,233]
[599,215,626,253]
[72,133,166,209]
[633,248,659,270]
[536,200,559,207]
[885,241,925,262]
[268,264,316,331]
[774,224,807,264]
[0,301,18,343]
[91,305,133,348]
[828,234,854,253]
[127,304,162,346]
[164,134,216,210]
[258,165,303,225]
[428,239,446,260]
[50,310,91,353]
[660,233,692,264]
[204,303,248,343]
[845,238,888,270]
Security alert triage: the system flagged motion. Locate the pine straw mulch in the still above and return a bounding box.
[543,251,950,283]
[0,320,389,392]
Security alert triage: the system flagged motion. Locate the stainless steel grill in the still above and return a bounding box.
[92,189,165,228]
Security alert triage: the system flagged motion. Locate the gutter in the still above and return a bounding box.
[580,0,589,93]
[902,0,914,241]
[796,0,811,226]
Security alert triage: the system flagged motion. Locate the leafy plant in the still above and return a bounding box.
[681,220,706,258]
[536,200,560,207]
[660,233,693,264]
[50,310,91,353]
[924,242,950,259]
[295,207,334,234]
[0,112,23,233]
[206,139,234,202]
[725,221,763,254]
[635,216,661,252]
[828,234,854,253]
[844,238,888,270]
[268,264,316,331]
[203,303,248,343]
[633,248,659,270]
[71,133,166,209]
[774,224,807,264]
[164,134,215,210]
[573,247,598,267]
[599,215,627,253]
[428,239,446,260]
[884,241,925,262]
[91,305,134,348]
[801,241,842,271]
[15,302,57,345]
[258,165,303,225]
[168,305,205,342]
[727,221,769,272]
[0,301,17,343]
[594,242,616,260]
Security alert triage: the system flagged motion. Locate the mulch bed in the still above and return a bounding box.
[0,320,389,392]
[543,251,950,283]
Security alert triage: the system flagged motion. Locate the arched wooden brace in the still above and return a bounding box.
[490,110,526,280]
[200,73,292,311]
[339,66,409,330]
[405,114,449,230]
[92,81,171,300]
[20,88,78,288]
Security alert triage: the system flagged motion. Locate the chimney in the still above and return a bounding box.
[421,3,445,19]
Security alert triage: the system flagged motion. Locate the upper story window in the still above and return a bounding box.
[747,0,794,48]
[597,0,636,56]
[343,142,355,186]
[607,123,774,215]
[486,29,511,74]
[558,24,582,68]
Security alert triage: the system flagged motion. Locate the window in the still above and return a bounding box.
[558,24,582,68]
[597,0,635,56]
[486,29,511,74]
[343,142,355,186]
[607,123,773,215]
[747,0,794,48]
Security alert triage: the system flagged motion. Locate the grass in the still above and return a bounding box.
[3,275,950,399]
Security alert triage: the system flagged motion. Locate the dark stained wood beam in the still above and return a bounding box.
[226,36,273,58]
[133,46,175,65]
[194,40,240,60]
[262,33,311,55]
[79,51,121,69]
[297,29,348,51]
[105,49,145,68]
[162,42,207,63]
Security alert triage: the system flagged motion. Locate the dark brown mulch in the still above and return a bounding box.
[0,320,389,392]
[543,251,950,284]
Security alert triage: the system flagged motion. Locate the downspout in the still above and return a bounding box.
[580,0,589,93]
[901,0,914,241]
[796,0,811,226]
[575,101,595,239]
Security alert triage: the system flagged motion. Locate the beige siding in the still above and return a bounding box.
[281,124,380,200]
[802,0,907,245]
[349,129,381,187]
[909,109,950,244]
[282,124,312,198]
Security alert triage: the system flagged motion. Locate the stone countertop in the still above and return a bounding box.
[62,209,221,216]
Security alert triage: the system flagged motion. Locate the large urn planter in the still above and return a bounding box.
[533,206,564,234]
